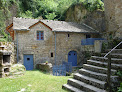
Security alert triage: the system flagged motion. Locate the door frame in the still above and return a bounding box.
[68,51,77,66]
[23,54,34,70]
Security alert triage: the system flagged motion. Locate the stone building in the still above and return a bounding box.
[6,17,99,70]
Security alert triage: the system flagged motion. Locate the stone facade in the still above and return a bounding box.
[104,0,122,39]
[15,22,96,67]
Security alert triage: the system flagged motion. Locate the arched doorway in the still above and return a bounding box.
[68,51,77,66]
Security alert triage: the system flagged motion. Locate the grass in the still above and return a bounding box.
[0,38,7,42]
[0,70,72,92]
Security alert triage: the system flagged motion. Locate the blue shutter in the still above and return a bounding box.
[37,31,44,40]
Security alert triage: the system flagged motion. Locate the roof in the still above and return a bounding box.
[13,17,98,33]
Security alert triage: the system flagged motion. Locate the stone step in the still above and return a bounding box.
[62,84,83,92]
[74,73,106,89]
[87,59,122,70]
[91,56,122,64]
[79,69,118,82]
[105,49,122,53]
[83,64,117,75]
[2,64,11,67]
[68,78,106,92]
[101,53,122,59]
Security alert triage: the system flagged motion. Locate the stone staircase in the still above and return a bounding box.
[62,49,122,92]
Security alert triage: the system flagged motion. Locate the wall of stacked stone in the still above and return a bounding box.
[15,22,96,68]
[0,42,15,64]
[55,32,86,65]
[15,23,55,67]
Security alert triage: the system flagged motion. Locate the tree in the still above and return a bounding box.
[45,12,57,20]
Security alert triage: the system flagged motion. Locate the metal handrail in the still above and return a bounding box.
[104,41,122,58]
[105,41,122,92]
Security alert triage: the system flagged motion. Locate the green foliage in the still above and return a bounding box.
[17,0,89,20]
[117,71,122,80]
[101,38,121,50]
[19,10,33,18]
[0,38,7,42]
[108,39,121,49]
[45,12,57,20]
[9,64,26,76]
[0,0,105,23]
[81,0,104,12]
[0,10,6,30]
[0,30,11,42]
[118,83,122,92]
[0,0,13,42]
[101,41,108,52]
[117,71,122,92]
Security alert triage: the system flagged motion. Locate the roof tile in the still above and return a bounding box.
[13,17,98,33]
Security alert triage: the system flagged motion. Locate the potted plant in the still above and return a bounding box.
[45,61,48,64]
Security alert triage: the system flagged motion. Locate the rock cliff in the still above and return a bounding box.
[65,3,106,36]
[104,0,122,39]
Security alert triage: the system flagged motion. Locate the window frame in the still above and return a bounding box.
[51,52,53,57]
[68,34,70,37]
[86,34,91,38]
[37,31,44,40]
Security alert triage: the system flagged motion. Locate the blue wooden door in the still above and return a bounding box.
[24,55,34,70]
[68,51,77,66]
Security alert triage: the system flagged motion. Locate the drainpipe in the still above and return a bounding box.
[16,31,19,63]
[54,31,56,65]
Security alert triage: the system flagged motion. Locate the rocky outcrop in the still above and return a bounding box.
[104,0,122,39]
[6,4,18,27]
[65,3,106,35]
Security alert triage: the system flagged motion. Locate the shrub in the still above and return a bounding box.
[9,64,26,77]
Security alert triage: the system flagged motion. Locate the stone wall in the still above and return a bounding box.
[104,0,122,39]
[0,42,15,77]
[15,23,55,67]
[56,32,85,65]
[0,42,15,64]
[65,3,106,35]
[15,22,97,67]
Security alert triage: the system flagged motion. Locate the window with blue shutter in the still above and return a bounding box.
[37,31,44,40]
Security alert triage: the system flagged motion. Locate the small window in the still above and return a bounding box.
[51,53,53,57]
[37,31,44,40]
[27,58,30,61]
[86,34,91,38]
[68,34,70,37]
